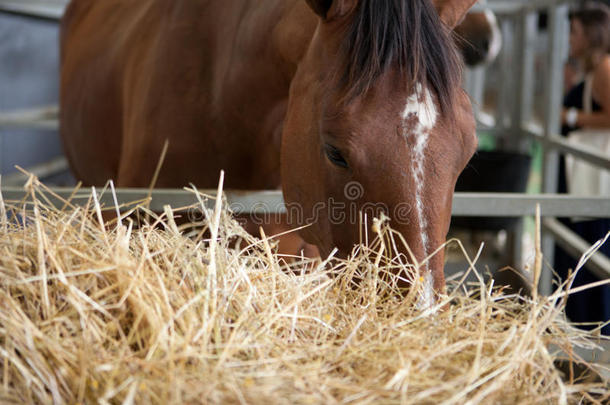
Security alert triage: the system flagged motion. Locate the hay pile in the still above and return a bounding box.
[0,180,608,404]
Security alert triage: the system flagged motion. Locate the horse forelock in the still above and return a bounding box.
[338,0,461,117]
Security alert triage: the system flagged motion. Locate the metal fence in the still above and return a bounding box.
[466,0,610,293]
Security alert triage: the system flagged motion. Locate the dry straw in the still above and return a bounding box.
[0,176,608,404]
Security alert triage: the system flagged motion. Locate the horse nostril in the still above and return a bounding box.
[481,39,490,51]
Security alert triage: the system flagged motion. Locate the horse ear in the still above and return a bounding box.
[432,0,478,28]
[305,0,357,20]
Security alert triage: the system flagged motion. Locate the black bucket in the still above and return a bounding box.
[452,151,532,231]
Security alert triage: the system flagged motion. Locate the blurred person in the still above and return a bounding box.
[556,3,610,335]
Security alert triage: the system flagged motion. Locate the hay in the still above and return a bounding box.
[0,178,608,404]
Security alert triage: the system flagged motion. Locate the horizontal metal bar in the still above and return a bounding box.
[1,157,69,186]
[0,0,66,20]
[0,119,58,131]
[1,187,609,218]
[525,126,610,170]
[453,193,610,218]
[0,105,59,130]
[471,0,572,14]
[0,187,285,215]
[543,218,610,280]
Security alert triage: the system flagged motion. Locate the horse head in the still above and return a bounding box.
[280,0,478,299]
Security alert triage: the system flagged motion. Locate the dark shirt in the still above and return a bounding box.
[561,80,603,136]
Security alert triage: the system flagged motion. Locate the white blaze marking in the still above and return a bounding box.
[401,84,438,310]
[402,84,437,129]
[419,271,436,311]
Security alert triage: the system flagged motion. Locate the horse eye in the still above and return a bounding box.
[324,144,349,168]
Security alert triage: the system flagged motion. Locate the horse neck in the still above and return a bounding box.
[209,0,317,112]
[271,1,319,78]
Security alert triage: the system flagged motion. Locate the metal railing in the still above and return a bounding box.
[1,186,609,218]
[463,0,610,293]
[0,105,59,131]
[0,0,67,20]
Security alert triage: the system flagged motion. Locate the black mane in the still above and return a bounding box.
[340,0,460,115]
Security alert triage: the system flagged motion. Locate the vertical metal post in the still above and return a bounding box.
[512,217,525,272]
[497,16,515,130]
[465,66,486,119]
[463,68,475,112]
[517,10,539,133]
[506,9,538,268]
[541,2,570,296]
[542,3,569,194]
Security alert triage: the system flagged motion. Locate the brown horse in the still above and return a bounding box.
[60,0,478,302]
[455,4,502,66]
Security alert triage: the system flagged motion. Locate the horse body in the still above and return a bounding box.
[62,0,298,189]
[61,0,478,299]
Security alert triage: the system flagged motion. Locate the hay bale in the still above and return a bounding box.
[0,180,608,404]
